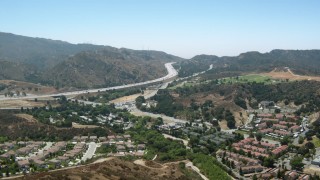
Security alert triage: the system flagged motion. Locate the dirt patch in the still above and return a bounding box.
[145,160,163,168]
[0,99,46,109]
[15,114,38,123]
[262,68,320,81]
[309,112,320,124]
[304,165,320,176]
[72,122,100,129]
[0,80,58,95]
[110,93,144,103]
[219,120,229,130]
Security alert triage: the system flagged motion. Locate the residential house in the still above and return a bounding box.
[272,145,288,155]
[285,171,299,180]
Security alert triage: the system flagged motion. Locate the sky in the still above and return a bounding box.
[1,0,320,58]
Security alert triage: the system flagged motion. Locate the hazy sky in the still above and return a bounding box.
[1,0,320,58]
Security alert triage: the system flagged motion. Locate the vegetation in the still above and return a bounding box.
[188,153,231,180]
[130,119,187,161]
[290,156,304,171]
[79,88,142,103]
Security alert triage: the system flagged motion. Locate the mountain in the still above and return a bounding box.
[0,60,40,82]
[178,50,320,77]
[43,49,182,88]
[0,32,184,88]
[0,32,107,68]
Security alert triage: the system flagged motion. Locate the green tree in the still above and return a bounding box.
[290,156,304,171]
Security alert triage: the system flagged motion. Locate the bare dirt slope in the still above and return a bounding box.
[18,158,196,180]
[262,68,320,81]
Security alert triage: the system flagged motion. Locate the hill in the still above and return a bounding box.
[0,32,183,88]
[0,32,106,68]
[0,60,40,82]
[43,48,182,88]
[17,158,199,180]
[178,50,320,78]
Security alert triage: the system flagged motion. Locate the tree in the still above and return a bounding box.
[290,156,304,171]
[239,167,243,176]
[298,136,304,144]
[255,133,263,142]
[252,174,258,180]
[263,157,275,168]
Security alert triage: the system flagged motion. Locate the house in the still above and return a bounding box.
[273,124,288,130]
[290,125,301,132]
[48,159,61,168]
[311,156,320,166]
[274,130,291,136]
[116,135,124,142]
[0,150,15,159]
[126,144,135,151]
[98,137,107,142]
[89,136,97,142]
[260,141,276,149]
[32,159,46,168]
[298,174,310,180]
[123,134,131,139]
[116,145,126,152]
[80,136,89,142]
[257,122,267,129]
[57,156,70,163]
[262,118,279,123]
[272,145,288,155]
[72,136,81,142]
[259,101,275,109]
[257,113,273,118]
[17,160,30,169]
[137,144,146,151]
[241,165,264,174]
[259,128,273,134]
[16,147,34,156]
[285,171,299,180]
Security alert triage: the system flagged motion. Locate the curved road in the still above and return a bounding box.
[0,62,178,101]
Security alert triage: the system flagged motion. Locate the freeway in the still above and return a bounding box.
[0,62,178,101]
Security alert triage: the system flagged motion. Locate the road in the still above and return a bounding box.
[130,106,187,124]
[81,142,97,162]
[0,62,178,101]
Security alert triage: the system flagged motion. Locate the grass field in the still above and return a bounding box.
[312,136,320,148]
[220,74,279,84]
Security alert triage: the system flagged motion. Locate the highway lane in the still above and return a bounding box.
[0,62,178,101]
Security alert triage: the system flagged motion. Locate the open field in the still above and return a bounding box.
[72,122,100,129]
[15,114,38,123]
[262,68,320,81]
[220,74,278,84]
[0,99,46,109]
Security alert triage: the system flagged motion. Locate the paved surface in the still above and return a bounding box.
[0,62,178,101]
[81,142,97,162]
[130,106,187,124]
